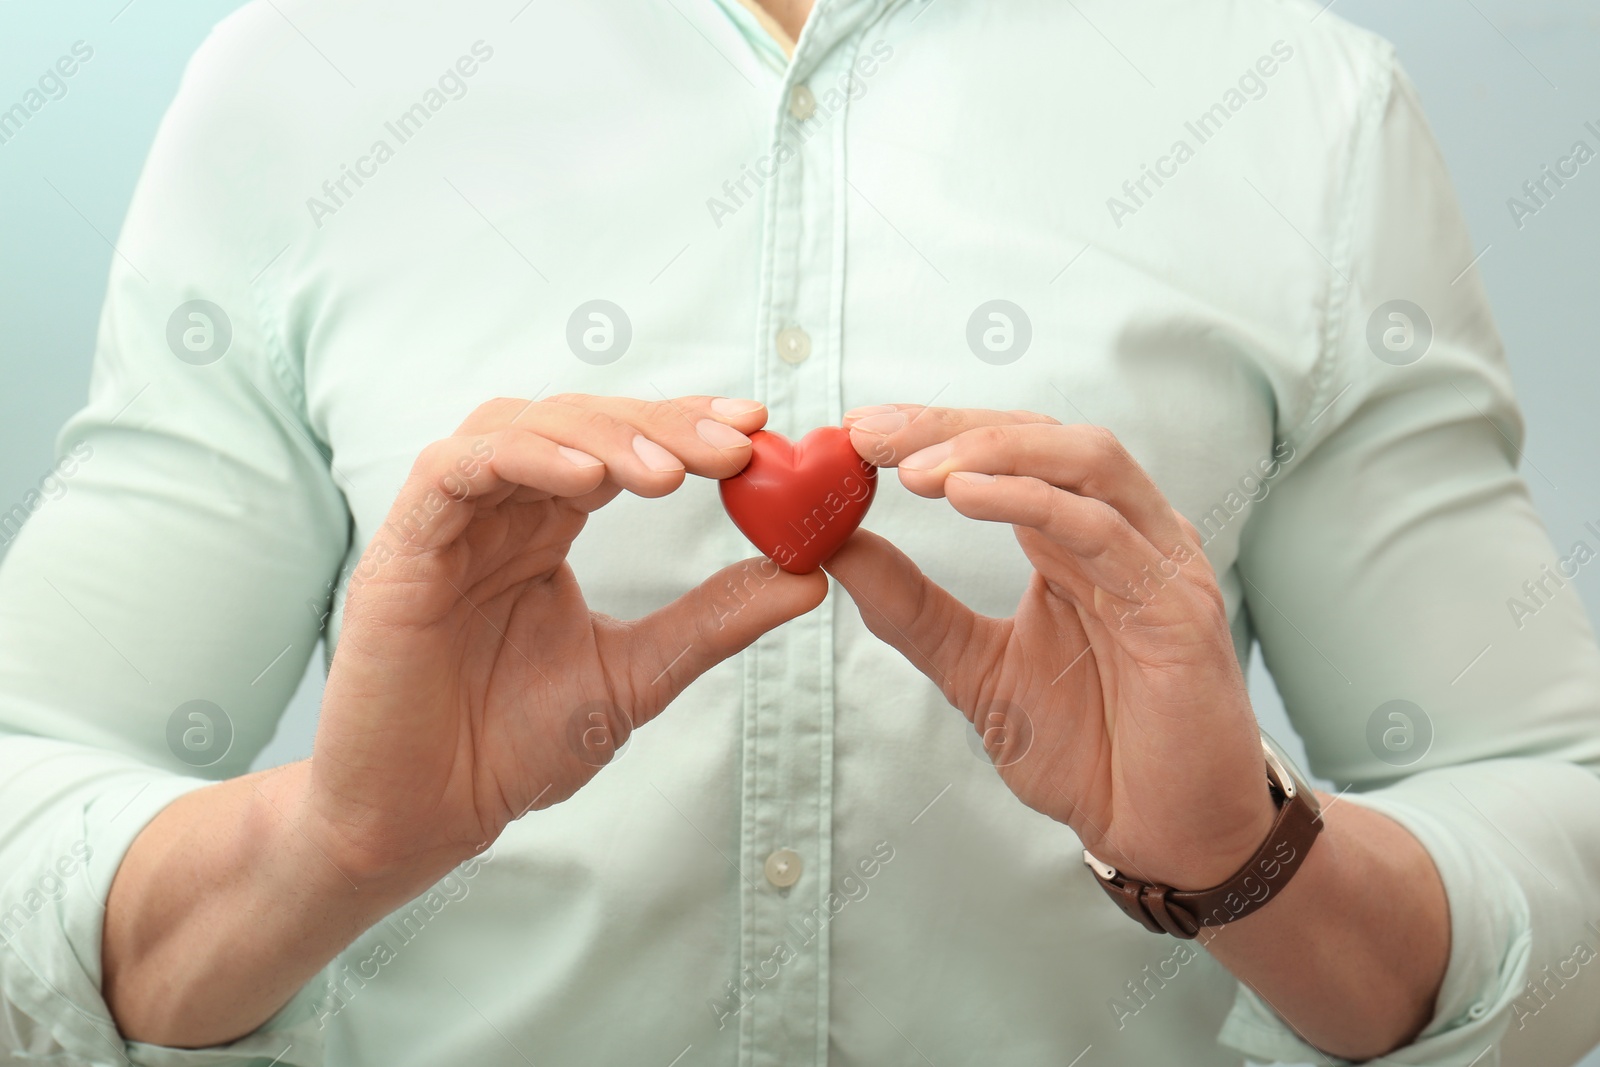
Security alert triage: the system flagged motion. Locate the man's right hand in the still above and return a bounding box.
[307,393,828,887]
[102,393,827,1048]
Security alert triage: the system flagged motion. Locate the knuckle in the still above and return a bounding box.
[1021,480,1062,527]
[967,424,1011,452]
[611,395,658,419]
[454,396,523,434]
[1083,423,1125,458]
[643,397,697,428]
[410,438,454,478]
[560,403,621,441]
[543,391,592,408]
[411,432,504,493]
[1078,498,1128,547]
[479,428,514,460]
[1075,425,1131,478]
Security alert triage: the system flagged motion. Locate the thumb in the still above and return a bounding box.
[823,529,988,693]
[611,557,828,716]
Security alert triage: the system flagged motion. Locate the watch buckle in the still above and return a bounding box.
[1081,849,1117,882]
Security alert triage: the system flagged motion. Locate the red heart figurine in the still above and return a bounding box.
[719,426,877,574]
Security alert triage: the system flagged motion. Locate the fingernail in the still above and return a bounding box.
[632,435,684,472]
[558,446,603,468]
[900,442,953,470]
[949,470,996,485]
[851,412,908,435]
[711,397,764,416]
[696,418,751,449]
[844,404,897,420]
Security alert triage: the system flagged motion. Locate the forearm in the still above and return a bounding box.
[1202,795,1449,1060]
[102,760,437,1048]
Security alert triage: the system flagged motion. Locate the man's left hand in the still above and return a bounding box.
[828,404,1276,892]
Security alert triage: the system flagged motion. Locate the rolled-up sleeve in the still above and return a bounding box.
[0,739,334,1066]
[0,13,348,1065]
[1216,49,1600,1067]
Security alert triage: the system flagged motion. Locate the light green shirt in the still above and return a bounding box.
[3,1,1600,1064]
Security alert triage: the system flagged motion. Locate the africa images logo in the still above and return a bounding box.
[304,42,495,229]
[1105,40,1295,228]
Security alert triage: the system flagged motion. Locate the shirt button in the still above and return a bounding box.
[788,84,817,121]
[776,326,811,365]
[764,848,803,888]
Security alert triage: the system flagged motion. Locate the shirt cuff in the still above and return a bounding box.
[0,771,329,1067]
[1215,791,1532,1066]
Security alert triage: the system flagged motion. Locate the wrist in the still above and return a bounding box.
[1203,798,1448,1058]
[252,761,457,908]
[1168,779,1280,892]
[1084,733,1323,938]
[106,765,441,1047]
[1090,768,1280,893]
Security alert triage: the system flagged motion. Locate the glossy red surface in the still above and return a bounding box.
[718,426,877,574]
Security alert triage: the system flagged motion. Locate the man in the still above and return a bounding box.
[2,0,1598,1064]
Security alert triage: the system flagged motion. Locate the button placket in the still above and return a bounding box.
[737,29,865,1067]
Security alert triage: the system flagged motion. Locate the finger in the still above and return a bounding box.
[893,423,1186,553]
[449,402,701,503]
[611,557,830,715]
[821,529,1000,696]
[457,394,769,482]
[387,430,612,552]
[387,393,769,560]
[941,473,1201,623]
[548,393,773,481]
[1173,509,1208,554]
[842,404,1057,467]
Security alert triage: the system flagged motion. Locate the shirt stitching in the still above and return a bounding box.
[1281,36,1396,460]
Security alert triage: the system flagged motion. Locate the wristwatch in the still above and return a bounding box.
[1082,732,1322,939]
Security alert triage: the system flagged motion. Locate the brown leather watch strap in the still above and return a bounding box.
[1086,772,1321,939]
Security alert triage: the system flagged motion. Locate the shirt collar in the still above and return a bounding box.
[706,0,910,79]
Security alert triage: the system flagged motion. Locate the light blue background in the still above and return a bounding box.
[1,1,1597,1063]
